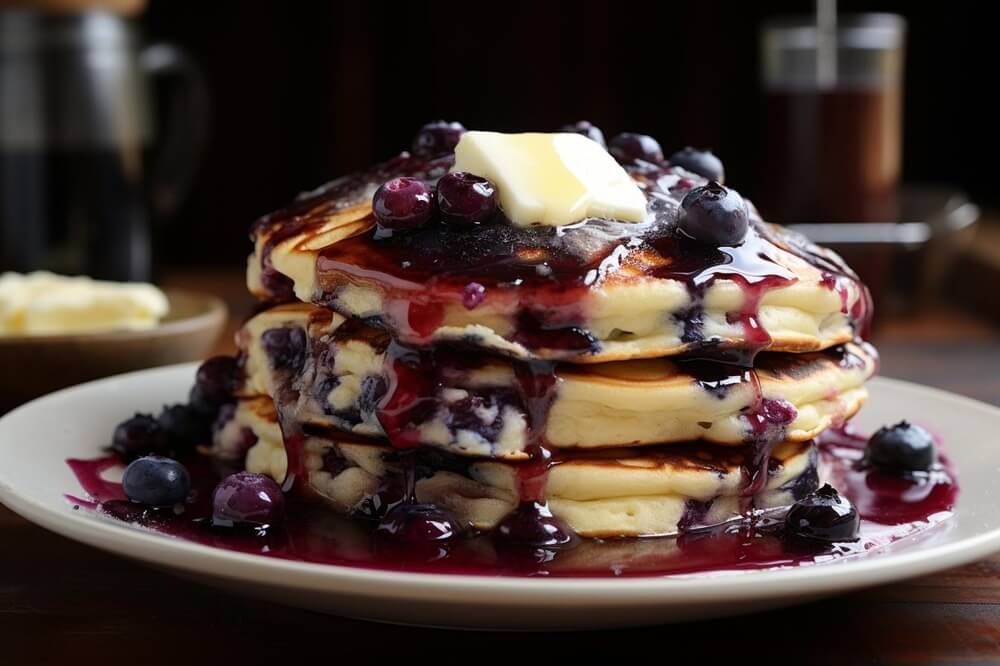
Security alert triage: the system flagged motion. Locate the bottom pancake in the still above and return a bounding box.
[214,397,821,538]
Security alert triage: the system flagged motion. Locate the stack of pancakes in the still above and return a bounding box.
[214,139,875,539]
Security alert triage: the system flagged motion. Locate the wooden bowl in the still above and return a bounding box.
[0,289,227,412]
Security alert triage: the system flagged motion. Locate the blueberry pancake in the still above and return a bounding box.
[248,133,870,364]
[214,396,820,538]
[234,303,875,459]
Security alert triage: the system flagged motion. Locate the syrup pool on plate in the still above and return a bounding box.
[65,424,957,578]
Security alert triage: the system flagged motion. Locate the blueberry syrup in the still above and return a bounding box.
[817,425,958,525]
[65,424,957,577]
[251,152,868,362]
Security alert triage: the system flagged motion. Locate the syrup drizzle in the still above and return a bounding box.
[261,317,871,525]
[251,152,868,362]
[247,148,873,540]
[64,425,957,577]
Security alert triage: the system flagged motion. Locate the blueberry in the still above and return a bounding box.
[560,120,606,147]
[865,421,936,473]
[261,327,307,373]
[211,472,285,528]
[111,414,170,461]
[157,404,209,450]
[784,484,860,543]
[374,503,461,543]
[373,177,435,230]
[122,456,191,507]
[189,384,220,418]
[495,501,576,548]
[608,132,663,165]
[411,120,466,157]
[193,356,239,407]
[669,147,725,182]
[677,181,749,246]
[436,172,498,226]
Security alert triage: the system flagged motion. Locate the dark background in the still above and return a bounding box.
[145,0,997,266]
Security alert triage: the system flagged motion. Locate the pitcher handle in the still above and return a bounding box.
[139,43,210,218]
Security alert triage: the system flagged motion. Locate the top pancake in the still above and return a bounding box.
[247,152,872,363]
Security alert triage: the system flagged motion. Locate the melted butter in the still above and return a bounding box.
[453,131,647,227]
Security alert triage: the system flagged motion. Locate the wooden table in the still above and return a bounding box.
[3,275,999,664]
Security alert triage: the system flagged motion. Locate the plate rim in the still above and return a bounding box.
[2,364,1000,607]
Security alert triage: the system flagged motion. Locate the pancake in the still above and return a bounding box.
[247,152,871,363]
[214,397,821,538]
[236,303,876,459]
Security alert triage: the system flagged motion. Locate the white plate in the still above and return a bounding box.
[1,364,999,630]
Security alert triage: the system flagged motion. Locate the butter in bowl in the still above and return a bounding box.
[0,272,226,411]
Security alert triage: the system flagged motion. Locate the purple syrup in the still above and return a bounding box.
[817,426,958,525]
[251,150,868,362]
[65,425,957,577]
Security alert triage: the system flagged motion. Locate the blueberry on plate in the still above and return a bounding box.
[211,471,285,528]
[560,120,606,147]
[864,421,936,473]
[374,503,462,543]
[668,147,725,182]
[608,132,664,165]
[111,413,170,461]
[122,456,191,507]
[373,177,435,230]
[677,181,749,246]
[191,356,239,412]
[157,403,210,451]
[411,120,466,157]
[784,484,860,543]
[437,172,498,226]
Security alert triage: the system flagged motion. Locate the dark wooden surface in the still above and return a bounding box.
[3,272,1000,664]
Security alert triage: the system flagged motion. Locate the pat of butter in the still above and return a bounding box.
[453,131,647,227]
[0,271,170,336]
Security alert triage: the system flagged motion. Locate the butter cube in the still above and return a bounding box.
[453,131,647,227]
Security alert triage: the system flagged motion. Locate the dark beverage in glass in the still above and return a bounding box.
[760,14,905,224]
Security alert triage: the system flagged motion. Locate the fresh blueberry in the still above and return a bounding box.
[373,177,435,230]
[111,414,170,461]
[608,132,663,165]
[122,456,191,507]
[261,327,307,373]
[560,120,606,147]
[668,147,725,182]
[495,501,576,548]
[193,356,239,407]
[157,404,209,450]
[677,181,749,246]
[374,503,461,543]
[784,484,860,543]
[189,384,219,418]
[212,472,285,528]
[865,421,936,473]
[411,120,466,157]
[436,172,498,226]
